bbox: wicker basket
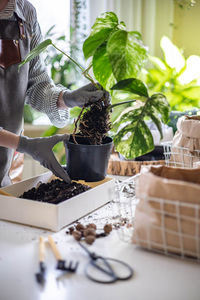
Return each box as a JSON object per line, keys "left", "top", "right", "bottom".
{"left": 107, "top": 153, "right": 165, "bottom": 176}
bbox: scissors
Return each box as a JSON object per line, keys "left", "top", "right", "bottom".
{"left": 78, "top": 242, "right": 134, "bottom": 284}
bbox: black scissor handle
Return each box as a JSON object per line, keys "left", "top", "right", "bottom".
{"left": 85, "top": 256, "right": 134, "bottom": 284}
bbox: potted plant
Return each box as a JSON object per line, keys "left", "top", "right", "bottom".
{"left": 20, "top": 12, "right": 170, "bottom": 181}
{"left": 143, "top": 35, "right": 200, "bottom": 134}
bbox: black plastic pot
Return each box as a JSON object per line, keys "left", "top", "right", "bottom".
{"left": 134, "top": 145, "right": 165, "bottom": 161}
{"left": 64, "top": 135, "right": 113, "bottom": 182}
{"left": 119, "top": 145, "right": 165, "bottom": 161}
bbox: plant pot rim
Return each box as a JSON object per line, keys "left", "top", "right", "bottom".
{"left": 66, "top": 135, "right": 113, "bottom": 147}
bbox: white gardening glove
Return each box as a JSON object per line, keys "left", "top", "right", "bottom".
{"left": 17, "top": 134, "right": 71, "bottom": 183}
{"left": 63, "top": 83, "right": 106, "bottom": 108}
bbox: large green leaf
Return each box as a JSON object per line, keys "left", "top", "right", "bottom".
{"left": 83, "top": 12, "right": 119, "bottom": 59}
{"left": 149, "top": 55, "right": 167, "bottom": 71}
{"left": 107, "top": 30, "right": 148, "bottom": 81}
{"left": 145, "top": 105, "right": 163, "bottom": 139}
{"left": 92, "top": 43, "right": 116, "bottom": 90}
{"left": 111, "top": 90, "right": 170, "bottom": 159}
{"left": 111, "top": 78, "right": 149, "bottom": 97}
{"left": 89, "top": 12, "right": 118, "bottom": 35}
{"left": 160, "top": 36, "right": 185, "bottom": 73}
{"left": 112, "top": 105, "right": 143, "bottom": 132}
{"left": 19, "top": 39, "right": 52, "bottom": 68}
{"left": 113, "top": 114, "right": 154, "bottom": 159}
{"left": 148, "top": 93, "right": 170, "bottom": 123}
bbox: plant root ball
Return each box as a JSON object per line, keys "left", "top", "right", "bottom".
{"left": 79, "top": 99, "right": 111, "bottom": 145}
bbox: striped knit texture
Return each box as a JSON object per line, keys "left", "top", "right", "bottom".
{"left": 0, "top": 0, "right": 16, "bottom": 19}
{"left": 0, "top": 0, "right": 69, "bottom": 127}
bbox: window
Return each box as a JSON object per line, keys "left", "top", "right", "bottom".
{"left": 30, "top": 0, "right": 70, "bottom": 37}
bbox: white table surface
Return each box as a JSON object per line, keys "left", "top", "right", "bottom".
{"left": 0, "top": 198, "right": 200, "bottom": 300}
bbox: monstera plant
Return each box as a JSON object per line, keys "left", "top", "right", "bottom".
{"left": 20, "top": 12, "right": 170, "bottom": 160}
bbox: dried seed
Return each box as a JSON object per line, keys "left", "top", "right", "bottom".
{"left": 104, "top": 224, "right": 112, "bottom": 234}
{"left": 86, "top": 223, "right": 97, "bottom": 230}
{"left": 85, "top": 235, "right": 96, "bottom": 245}
{"left": 72, "top": 230, "right": 82, "bottom": 241}
{"left": 76, "top": 223, "right": 85, "bottom": 232}
{"left": 83, "top": 228, "right": 96, "bottom": 237}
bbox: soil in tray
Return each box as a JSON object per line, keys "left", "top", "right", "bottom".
{"left": 19, "top": 179, "right": 91, "bottom": 204}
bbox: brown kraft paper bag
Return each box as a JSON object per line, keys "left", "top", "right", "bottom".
{"left": 132, "top": 165, "right": 200, "bottom": 259}
{"left": 170, "top": 115, "right": 200, "bottom": 167}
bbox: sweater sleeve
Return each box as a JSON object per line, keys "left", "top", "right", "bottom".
{"left": 25, "top": 12, "right": 69, "bottom": 128}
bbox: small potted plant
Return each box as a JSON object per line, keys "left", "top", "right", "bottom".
{"left": 20, "top": 12, "right": 170, "bottom": 181}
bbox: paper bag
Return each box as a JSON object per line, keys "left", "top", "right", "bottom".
{"left": 132, "top": 166, "right": 200, "bottom": 259}
{"left": 170, "top": 115, "right": 200, "bottom": 167}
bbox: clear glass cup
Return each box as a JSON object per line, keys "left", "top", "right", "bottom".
{"left": 113, "top": 175, "right": 140, "bottom": 243}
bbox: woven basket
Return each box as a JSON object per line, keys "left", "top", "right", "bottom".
{"left": 107, "top": 153, "right": 165, "bottom": 176}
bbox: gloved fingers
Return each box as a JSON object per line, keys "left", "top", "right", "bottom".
{"left": 83, "top": 82, "right": 100, "bottom": 92}
{"left": 47, "top": 154, "right": 71, "bottom": 183}
{"left": 87, "top": 90, "right": 105, "bottom": 103}
{"left": 84, "top": 83, "right": 110, "bottom": 103}
{"left": 49, "top": 134, "right": 70, "bottom": 147}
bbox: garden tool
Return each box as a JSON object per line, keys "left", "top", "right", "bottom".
{"left": 48, "top": 236, "right": 79, "bottom": 272}
{"left": 78, "top": 241, "right": 134, "bottom": 284}
{"left": 35, "top": 236, "right": 46, "bottom": 285}
{"left": 0, "top": 189, "right": 13, "bottom": 196}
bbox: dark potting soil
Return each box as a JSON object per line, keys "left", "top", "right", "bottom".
{"left": 19, "top": 179, "right": 91, "bottom": 204}
{"left": 74, "top": 98, "right": 111, "bottom": 145}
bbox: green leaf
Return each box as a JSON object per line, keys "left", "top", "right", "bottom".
{"left": 146, "top": 106, "right": 163, "bottom": 139}
{"left": 149, "top": 55, "right": 167, "bottom": 71}
{"left": 112, "top": 105, "right": 142, "bottom": 132}
{"left": 44, "top": 25, "right": 56, "bottom": 38}
{"left": 60, "top": 154, "right": 66, "bottom": 165}
{"left": 23, "top": 105, "right": 34, "bottom": 124}
{"left": 89, "top": 12, "right": 119, "bottom": 35}
{"left": 118, "top": 21, "right": 126, "bottom": 30}
{"left": 83, "top": 29, "right": 114, "bottom": 60}
{"left": 181, "top": 86, "right": 200, "bottom": 100}
{"left": 92, "top": 43, "right": 116, "bottom": 90}
{"left": 111, "top": 78, "right": 149, "bottom": 97}
{"left": 19, "top": 39, "right": 52, "bottom": 68}
{"left": 83, "top": 12, "right": 119, "bottom": 59}
{"left": 70, "top": 107, "right": 82, "bottom": 118}
{"left": 111, "top": 90, "right": 170, "bottom": 159}
{"left": 160, "top": 36, "right": 185, "bottom": 72}
{"left": 107, "top": 30, "right": 148, "bottom": 81}
{"left": 42, "top": 125, "right": 59, "bottom": 137}
{"left": 148, "top": 93, "right": 170, "bottom": 123}
{"left": 113, "top": 118, "right": 154, "bottom": 159}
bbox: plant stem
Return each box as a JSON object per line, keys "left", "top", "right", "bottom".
{"left": 52, "top": 43, "right": 96, "bottom": 85}
{"left": 107, "top": 99, "right": 136, "bottom": 111}
{"left": 52, "top": 43, "right": 84, "bottom": 71}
